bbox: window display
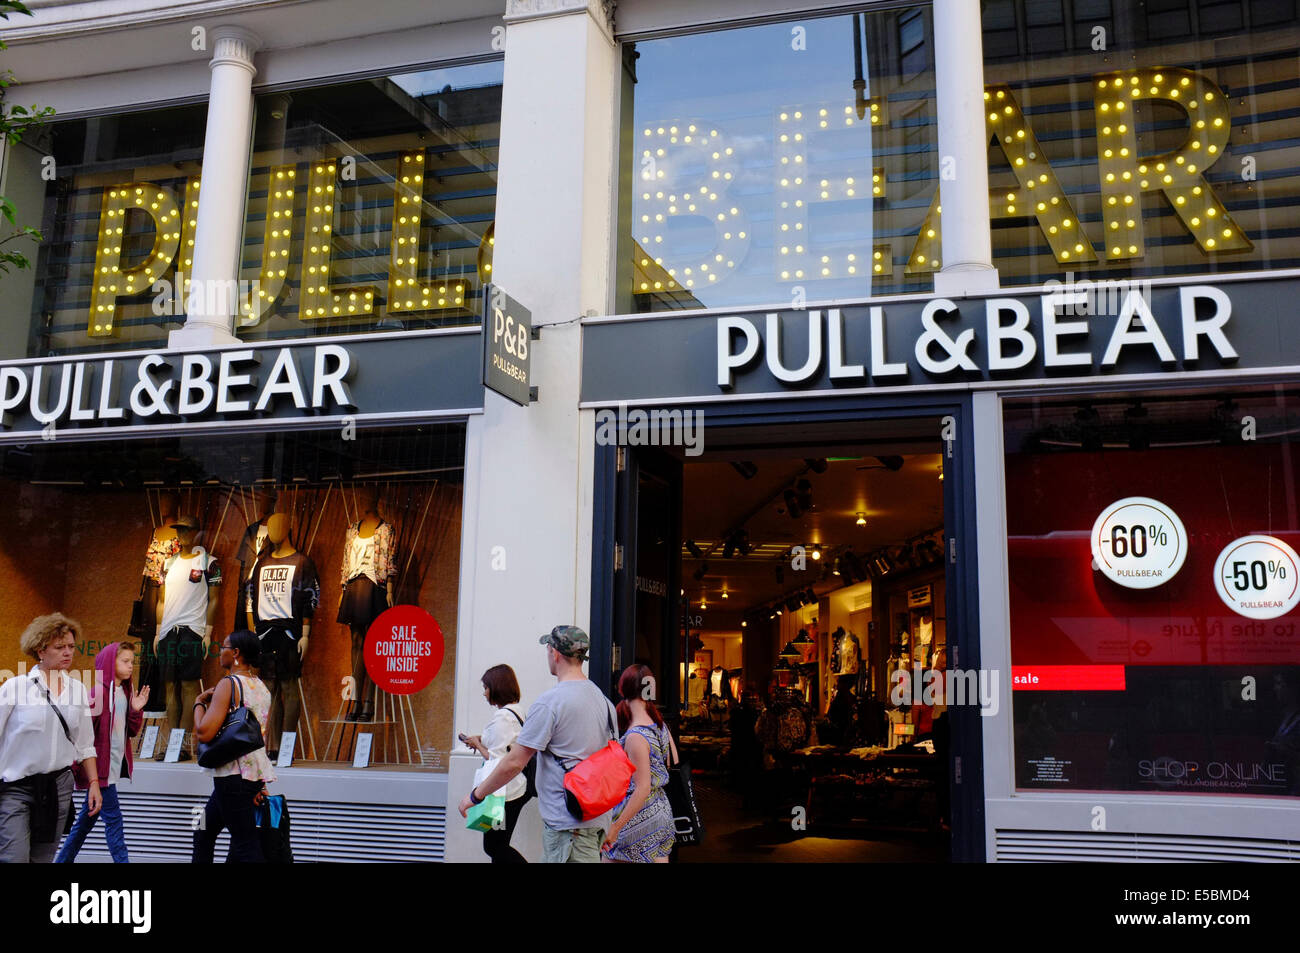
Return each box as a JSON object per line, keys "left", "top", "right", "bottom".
{"left": 0, "top": 423, "right": 464, "bottom": 771}
{"left": 1005, "top": 389, "right": 1300, "bottom": 796}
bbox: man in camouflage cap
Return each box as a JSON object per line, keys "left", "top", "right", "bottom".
{"left": 459, "top": 624, "right": 619, "bottom": 862}
{"left": 537, "top": 625, "right": 590, "bottom": 663}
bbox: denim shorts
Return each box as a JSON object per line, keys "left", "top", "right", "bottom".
{"left": 540, "top": 824, "right": 604, "bottom": 863}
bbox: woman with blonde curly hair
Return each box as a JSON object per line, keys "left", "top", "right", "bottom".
{"left": 0, "top": 614, "right": 101, "bottom": 863}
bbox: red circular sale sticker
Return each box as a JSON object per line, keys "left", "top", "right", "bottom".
{"left": 363, "top": 605, "right": 444, "bottom": 695}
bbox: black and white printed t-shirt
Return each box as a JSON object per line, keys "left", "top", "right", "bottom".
{"left": 246, "top": 551, "right": 320, "bottom": 639}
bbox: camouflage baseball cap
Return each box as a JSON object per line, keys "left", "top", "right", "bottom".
{"left": 539, "top": 625, "right": 590, "bottom": 661}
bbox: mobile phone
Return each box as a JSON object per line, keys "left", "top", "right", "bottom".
{"left": 457, "top": 732, "right": 471, "bottom": 745}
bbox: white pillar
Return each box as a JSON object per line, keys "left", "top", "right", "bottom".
{"left": 445, "top": 0, "right": 617, "bottom": 863}
{"left": 169, "top": 25, "right": 261, "bottom": 350}
{"left": 932, "top": 0, "right": 999, "bottom": 297}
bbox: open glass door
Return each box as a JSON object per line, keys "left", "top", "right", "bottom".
{"left": 610, "top": 446, "right": 683, "bottom": 712}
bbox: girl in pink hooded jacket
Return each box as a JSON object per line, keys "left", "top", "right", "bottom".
{"left": 56, "top": 641, "right": 148, "bottom": 863}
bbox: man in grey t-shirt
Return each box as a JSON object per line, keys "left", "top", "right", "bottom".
{"left": 458, "top": 625, "right": 619, "bottom": 863}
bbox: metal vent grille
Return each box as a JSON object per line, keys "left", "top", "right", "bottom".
{"left": 995, "top": 829, "right": 1300, "bottom": 863}
{"left": 64, "top": 792, "right": 445, "bottom": 863}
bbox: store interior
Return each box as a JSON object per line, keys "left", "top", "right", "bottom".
{"left": 663, "top": 419, "right": 953, "bottom": 860}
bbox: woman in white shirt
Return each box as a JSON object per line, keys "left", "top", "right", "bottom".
{"left": 462, "top": 664, "right": 529, "bottom": 863}
{"left": 0, "top": 614, "right": 101, "bottom": 863}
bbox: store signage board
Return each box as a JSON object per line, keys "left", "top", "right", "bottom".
{"left": 907, "top": 584, "right": 932, "bottom": 608}
{"left": 353, "top": 733, "right": 373, "bottom": 768}
{"left": 481, "top": 285, "right": 532, "bottom": 406}
{"left": 580, "top": 278, "right": 1300, "bottom": 405}
{"left": 1213, "top": 534, "right": 1300, "bottom": 620}
{"left": 276, "top": 733, "right": 296, "bottom": 768}
{"left": 0, "top": 329, "right": 484, "bottom": 441}
{"left": 163, "top": 728, "right": 185, "bottom": 762}
{"left": 139, "top": 725, "right": 159, "bottom": 759}
{"left": 1090, "top": 497, "right": 1188, "bottom": 590}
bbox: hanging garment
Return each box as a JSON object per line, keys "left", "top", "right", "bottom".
{"left": 158, "top": 547, "right": 222, "bottom": 636}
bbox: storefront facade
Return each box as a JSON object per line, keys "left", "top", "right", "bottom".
{"left": 2, "top": 0, "right": 1298, "bottom": 862}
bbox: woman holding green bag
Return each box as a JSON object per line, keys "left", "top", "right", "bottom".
{"left": 461, "top": 665, "right": 528, "bottom": 862}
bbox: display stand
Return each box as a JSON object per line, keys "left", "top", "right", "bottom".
{"left": 323, "top": 689, "right": 420, "bottom": 765}
{"left": 294, "top": 676, "right": 318, "bottom": 762}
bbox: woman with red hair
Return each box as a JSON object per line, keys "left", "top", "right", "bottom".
{"left": 602, "top": 664, "right": 678, "bottom": 863}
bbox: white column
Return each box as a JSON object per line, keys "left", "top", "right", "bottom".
{"left": 932, "top": 0, "right": 999, "bottom": 296}
{"left": 445, "top": 0, "right": 617, "bottom": 863}
{"left": 169, "top": 25, "right": 261, "bottom": 350}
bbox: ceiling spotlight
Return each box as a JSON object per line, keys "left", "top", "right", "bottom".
{"left": 741, "top": 620, "right": 747, "bottom": 628}
{"left": 875, "top": 455, "right": 904, "bottom": 471}
{"left": 685, "top": 539, "right": 704, "bottom": 559}
{"left": 805, "top": 458, "right": 829, "bottom": 473}
{"left": 700, "top": 597, "right": 708, "bottom": 609}
{"left": 693, "top": 562, "right": 709, "bottom": 581}
{"left": 786, "top": 597, "right": 801, "bottom": 612}
{"left": 775, "top": 607, "right": 783, "bottom": 616}
{"left": 832, "top": 558, "right": 842, "bottom": 576}
{"left": 721, "top": 590, "right": 729, "bottom": 599}
{"left": 811, "top": 544, "right": 822, "bottom": 560}
{"left": 856, "top": 512, "right": 867, "bottom": 526}
{"left": 804, "top": 588, "right": 817, "bottom": 604}
{"left": 730, "top": 461, "right": 759, "bottom": 479}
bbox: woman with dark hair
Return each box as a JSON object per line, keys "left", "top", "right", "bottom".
{"left": 602, "top": 664, "right": 677, "bottom": 863}
{"left": 191, "top": 629, "right": 274, "bottom": 863}
{"left": 462, "top": 663, "right": 529, "bottom": 863}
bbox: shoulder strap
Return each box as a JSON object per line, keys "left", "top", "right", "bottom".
{"left": 506, "top": 707, "right": 524, "bottom": 726}
{"left": 226, "top": 674, "right": 244, "bottom": 710}
{"left": 34, "top": 674, "right": 74, "bottom": 744}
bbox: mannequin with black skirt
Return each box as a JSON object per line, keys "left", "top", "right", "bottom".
{"left": 337, "top": 487, "right": 396, "bottom": 722}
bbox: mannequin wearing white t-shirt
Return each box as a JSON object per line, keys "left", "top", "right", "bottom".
{"left": 153, "top": 519, "right": 220, "bottom": 757}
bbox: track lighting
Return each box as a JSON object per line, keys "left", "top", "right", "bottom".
{"left": 856, "top": 512, "right": 867, "bottom": 525}
{"left": 686, "top": 539, "right": 703, "bottom": 559}
{"left": 730, "top": 461, "right": 758, "bottom": 480}
{"left": 811, "top": 544, "right": 822, "bottom": 561}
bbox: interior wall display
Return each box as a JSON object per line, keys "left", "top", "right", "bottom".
{"left": 1213, "top": 535, "right": 1300, "bottom": 621}
{"left": 245, "top": 512, "right": 320, "bottom": 757}
{"left": 1004, "top": 391, "right": 1300, "bottom": 797}
{"left": 0, "top": 423, "right": 465, "bottom": 770}
{"left": 1090, "top": 496, "right": 1188, "bottom": 590}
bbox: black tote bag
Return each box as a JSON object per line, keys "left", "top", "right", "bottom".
{"left": 664, "top": 735, "right": 704, "bottom": 845}
{"left": 197, "top": 675, "right": 265, "bottom": 769}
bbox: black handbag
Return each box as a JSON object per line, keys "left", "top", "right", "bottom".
{"left": 664, "top": 736, "right": 703, "bottom": 845}
{"left": 127, "top": 577, "right": 150, "bottom": 642}
{"left": 197, "top": 675, "right": 265, "bottom": 769}
{"left": 505, "top": 707, "right": 537, "bottom": 803}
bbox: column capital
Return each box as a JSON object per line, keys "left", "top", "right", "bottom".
{"left": 208, "top": 25, "right": 261, "bottom": 76}
{"left": 504, "top": 0, "right": 614, "bottom": 40}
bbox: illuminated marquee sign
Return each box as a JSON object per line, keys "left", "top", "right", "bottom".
{"left": 87, "top": 153, "right": 492, "bottom": 338}
{"left": 637, "top": 67, "right": 1250, "bottom": 288}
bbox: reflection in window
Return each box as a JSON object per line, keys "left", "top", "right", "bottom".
{"left": 619, "top": 7, "right": 935, "bottom": 313}
{"left": 5, "top": 61, "right": 502, "bottom": 359}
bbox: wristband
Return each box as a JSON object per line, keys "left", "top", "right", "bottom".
{"left": 468, "top": 786, "right": 484, "bottom": 805}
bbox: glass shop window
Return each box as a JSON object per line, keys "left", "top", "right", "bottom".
{"left": 617, "top": 6, "right": 937, "bottom": 313}
{"left": 981, "top": 1, "right": 1300, "bottom": 287}
{"left": 1004, "top": 389, "right": 1300, "bottom": 797}
{"left": 0, "top": 60, "right": 502, "bottom": 359}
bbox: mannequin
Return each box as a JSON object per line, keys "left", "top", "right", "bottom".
{"left": 154, "top": 514, "right": 222, "bottom": 759}
{"left": 246, "top": 512, "right": 319, "bottom": 758}
{"left": 337, "top": 487, "right": 396, "bottom": 722}
{"left": 234, "top": 489, "right": 279, "bottom": 631}
{"left": 139, "top": 491, "right": 181, "bottom": 714}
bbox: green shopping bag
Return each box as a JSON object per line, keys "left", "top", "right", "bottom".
{"left": 465, "top": 793, "right": 505, "bottom": 832}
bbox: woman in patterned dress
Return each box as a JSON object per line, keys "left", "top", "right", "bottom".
{"left": 191, "top": 629, "right": 275, "bottom": 862}
{"left": 603, "top": 664, "right": 678, "bottom": 863}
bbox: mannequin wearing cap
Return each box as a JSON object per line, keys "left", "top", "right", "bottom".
{"left": 139, "top": 491, "right": 181, "bottom": 714}
{"left": 337, "top": 487, "right": 396, "bottom": 722}
{"left": 154, "top": 515, "right": 222, "bottom": 758}
{"left": 245, "top": 512, "right": 319, "bottom": 757}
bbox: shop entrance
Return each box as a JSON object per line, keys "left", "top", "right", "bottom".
{"left": 592, "top": 400, "right": 984, "bottom": 862}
